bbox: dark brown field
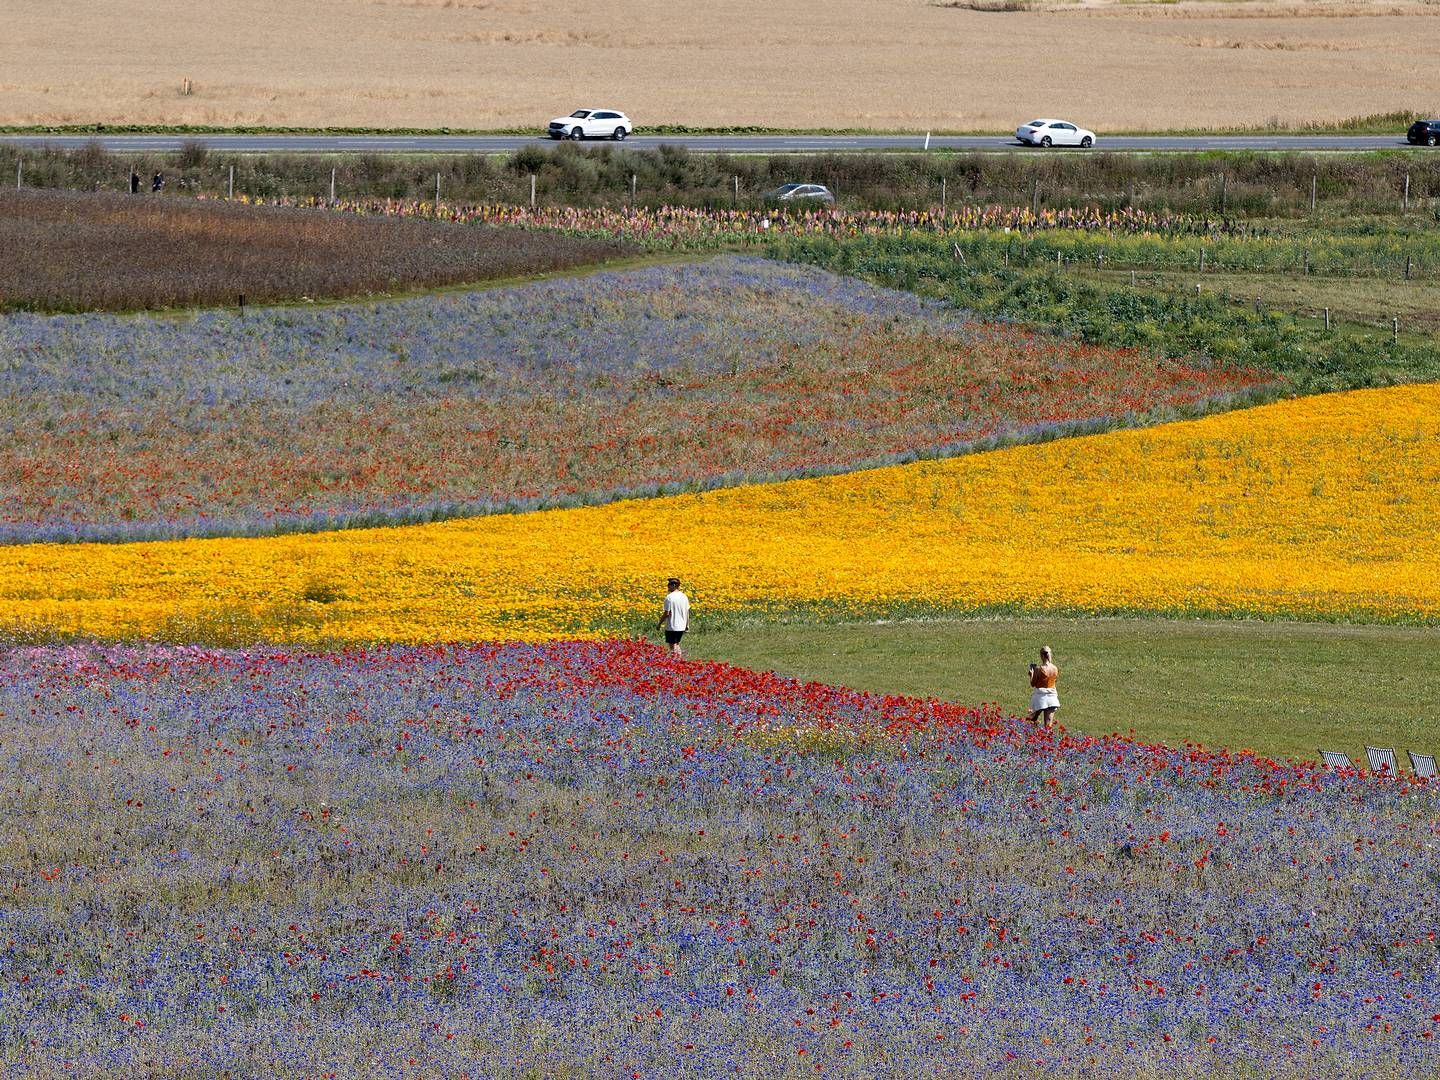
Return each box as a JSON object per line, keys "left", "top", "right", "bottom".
{"left": 0, "top": 189, "right": 632, "bottom": 311}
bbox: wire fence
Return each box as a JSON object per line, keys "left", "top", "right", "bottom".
{"left": 6, "top": 140, "right": 1440, "bottom": 220}
{"left": 213, "top": 192, "right": 1440, "bottom": 284}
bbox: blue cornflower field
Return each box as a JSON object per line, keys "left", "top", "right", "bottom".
{"left": 0, "top": 641, "right": 1434, "bottom": 1078}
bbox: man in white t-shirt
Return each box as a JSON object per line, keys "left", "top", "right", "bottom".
{"left": 657, "top": 577, "right": 690, "bottom": 657}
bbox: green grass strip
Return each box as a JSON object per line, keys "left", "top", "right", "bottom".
{"left": 685, "top": 615, "right": 1440, "bottom": 764}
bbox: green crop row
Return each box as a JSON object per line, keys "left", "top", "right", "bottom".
{"left": 930, "top": 226, "right": 1440, "bottom": 279}
{"left": 769, "top": 233, "right": 1440, "bottom": 392}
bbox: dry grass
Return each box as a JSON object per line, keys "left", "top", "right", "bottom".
{"left": 0, "top": 1, "right": 1436, "bottom": 131}
{"left": 1088, "top": 266, "right": 1440, "bottom": 332}
{"left": 0, "top": 188, "right": 631, "bottom": 310}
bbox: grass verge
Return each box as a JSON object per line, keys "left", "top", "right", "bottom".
{"left": 685, "top": 616, "right": 1440, "bottom": 764}
{"left": 1080, "top": 266, "right": 1440, "bottom": 335}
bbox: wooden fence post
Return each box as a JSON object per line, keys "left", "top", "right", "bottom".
{"left": 228, "top": 164, "right": 234, "bottom": 198}
{"left": 15, "top": 159, "right": 20, "bottom": 189}
{"left": 530, "top": 174, "right": 537, "bottom": 208}
{"left": 1404, "top": 172, "right": 1411, "bottom": 211}
{"left": 940, "top": 176, "right": 946, "bottom": 214}
{"left": 330, "top": 167, "right": 336, "bottom": 202}
{"left": 1310, "top": 174, "right": 1317, "bottom": 212}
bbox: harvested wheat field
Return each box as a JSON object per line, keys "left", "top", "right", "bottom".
{"left": 2, "top": 0, "right": 1437, "bottom": 132}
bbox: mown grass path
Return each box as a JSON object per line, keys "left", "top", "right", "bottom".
{"left": 689, "top": 617, "right": 1440, "bottom": 764}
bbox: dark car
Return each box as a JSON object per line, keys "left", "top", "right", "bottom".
{"left": 1407, "top": 120, "right": 1440, "bottom": 146}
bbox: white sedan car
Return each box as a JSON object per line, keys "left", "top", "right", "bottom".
{"left": 763, "top": 183, "right": 836, "bottom": 205}
{"left": 547, "top": 109, "right": 634, "bottom": 141}
{"left": 1015, "top": 119, "right": 1095, "bottom": 148}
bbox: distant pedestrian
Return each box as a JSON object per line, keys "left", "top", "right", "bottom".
{"left": 129, "top": 169, "right": 140, "bottom": 195}
{"left": 657, "top": 577, "right": 690, "bottom": 657}
{"left": 1027, "top": 645, "right": 1060, "bottom": 729}
{"left": 151, "top": 171, "right": 165, "bottom": 193}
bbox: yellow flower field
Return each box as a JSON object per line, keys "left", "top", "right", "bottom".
{"left": 3, "top": 385, "right": 1439, "bottom": 641}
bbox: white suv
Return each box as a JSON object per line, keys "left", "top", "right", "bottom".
{"left": 547, "top": 110, "right": 634, "bottom": 141}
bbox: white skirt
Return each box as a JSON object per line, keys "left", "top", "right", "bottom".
{"left": 1029, "top": 687, "right": 1060, "bottom": 712}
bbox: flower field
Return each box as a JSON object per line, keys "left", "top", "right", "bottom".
{"left": 0, "top": 256, "right": 1270, "bottom": 543}
{"left": 4, "top": 188, "right": 1437, "bottom": 1080}
{"left": 0, "top": 188, "right": 632, "bottom": 313}
{"left": 241, "top": 195, "right": 1440, "bottom": 283}
{"left": 1, "top": 640, "right": 1435, "bottom": 1078}
{"left": 1, "top": 383, "right": 1436, "bottom": 643}
{"left": 228, "top": 196, "right": 1243, "bottom": 247}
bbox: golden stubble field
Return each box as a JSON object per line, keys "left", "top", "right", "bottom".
{"left": 3, "top": 0, "right": 1437, "bottom": 131}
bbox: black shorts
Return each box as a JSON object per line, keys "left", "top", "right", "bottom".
{"left": 665, "top": 629, "right": 685, "bottom": 646}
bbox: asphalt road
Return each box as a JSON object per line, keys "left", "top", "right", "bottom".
{"left": 0, "top": 133, "right": 1423, "bottom": 154}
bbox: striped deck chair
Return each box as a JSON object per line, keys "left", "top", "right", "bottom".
{"left": 1364, "top": 746, "right": 1398, "bottom": 776}
{"left": 1408, "top": 751, "right": 1437, "bottom": 780}
{"left": 1319, "top": 749, "right": 1353, "bottom": 770}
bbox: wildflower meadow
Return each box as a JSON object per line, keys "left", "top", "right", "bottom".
{"left": 0, "top": 188, "right": 633, "bottom": 312}
{"left": 226, "top": 197, "right": 1239, "bottom": 248}
{"left": 1, "top": 641, "right": 1435, "bottom": 1079}
{"left": 2, "top": 187, "right": 1438, "bottom": 1080}
{"left": 0, "top": 256, "right": 1270, "bottom": 543}
{"left": 2, "top": 384, "right": 1437, "bottom": 644}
